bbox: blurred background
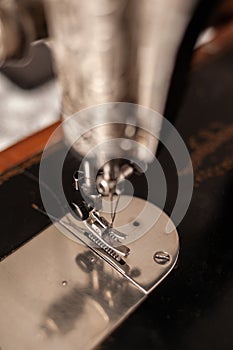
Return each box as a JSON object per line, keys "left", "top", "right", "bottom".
{"left": 0, "top": 0, "right": 233, "bottom": 152}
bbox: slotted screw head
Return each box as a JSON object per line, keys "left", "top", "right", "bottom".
{"left": 153, "top": 251, "right": 170, "bottom": 265}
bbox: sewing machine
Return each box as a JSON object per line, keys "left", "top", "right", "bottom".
{"left": 1, "top": 1, "right": 233, "bottom": 349}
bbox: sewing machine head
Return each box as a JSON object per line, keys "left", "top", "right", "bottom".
{"left": 62, "top": 100, "right": 163, "bottom": 245}
{"left": 43, "top": 0, "right": 196, "bottom": 219}
{"left": 0, "top": 0, "right": 197, "bottom": 259}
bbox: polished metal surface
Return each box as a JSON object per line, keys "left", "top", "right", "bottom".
{"left": 60, "top": 195, "right": 179, "bottom": 293}
{"left": 45, "top": 0, "right": 197, "bottom": 115}
{"left": 45, "top": 0, "right": 198, "bottom": 180}
{"left": 0, "top": 224, "right": 144, "bottom": 350}
{"left": 0, "top": 196, "right": 179, "bottom": 349}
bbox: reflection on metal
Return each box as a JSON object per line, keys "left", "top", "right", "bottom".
{"left": 0, "top": 196, "right": 179, "bottom": 350}
{"left": 60, "top": 195, "right": 179, "bottom": 293}
{"left": 0, "top": 224, "right": 144, "bottom": 350}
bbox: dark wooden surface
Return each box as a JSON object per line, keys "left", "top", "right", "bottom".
{"left": 0, "top": 121, "right": 61, "bottom": 174}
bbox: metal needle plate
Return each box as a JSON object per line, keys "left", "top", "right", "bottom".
{"left": 0, "top": 196, "right": 179, "bottom": 350}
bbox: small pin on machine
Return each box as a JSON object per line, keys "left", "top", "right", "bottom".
{"left": 70, "top": 166, "right": 130, "bottom": 265}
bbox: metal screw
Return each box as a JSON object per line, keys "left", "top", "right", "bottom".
{"left": 153, "top": 251, "right": 170, "bottom": 265}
